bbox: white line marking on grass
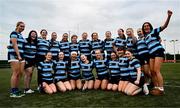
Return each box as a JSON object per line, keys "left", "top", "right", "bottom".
{"left": 164, "top": 84, "right": 180, "bottom": 88}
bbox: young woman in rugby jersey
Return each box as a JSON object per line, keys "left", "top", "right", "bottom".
{"left": 104, "top": 31, "right": 115, "bottom": 60}
{"left": 59, "top": 33, "right": 70, "bottom": 62}
{"left": 8, "top": 21, "right": 26, "bottom": 98}
{"left": 91, "top": 32, "right": 104, "bottom": 60}
{"left": 93, "top": 49, "right": 109, "bottom": 90}
{"left": 136, "top": 28, "right": 150, "bottom": 95}
{"left": 54, "top": 52, "right": 72, "bottom": 92}
{"left": 38, "top": 52, "right": 57, "bottom": 94}
{"left": 124, "top": 49, "right": 144, "bottom": 96}
{"left": 114, "top": 28, "right": 126, "bottom": 52}
{"left": 24, "top": 30, "right": 38, "bottom": 94}
{"left": 107, "top": 51, "right": 120, "bottom": 91}
{"left": 70, "top": 35, "right": 79, "bottom": 55}
{"left": 68, "top": 51, "right": 82, "bottom": 90}
{"left": 49, "top": 32, "right": 60, "bottom": 61}
{"left": 79, "top": 32, "right": 92, "bottom": 61}
{"left": 80, "top": 54, "right": 94, "bottom": 90}
{"left": 126, "top": 28, "right": 138, "bottom": 57}
{"left": 142, "top": 10, "right": 173, "bottom": 95}
{"left": 117, "top": 47, "right": 130, "bottom": 93}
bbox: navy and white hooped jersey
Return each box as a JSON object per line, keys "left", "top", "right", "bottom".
{"left": 37, "top": 61, "right": 54, "bottom": 83}
{"left": 8, "top": 31, "right": 25, "bottom": 56}
{"left": 59, "top": 41, "right": 70, "bottom": 57}
{"left": 104, "top": 38, "right": 115, "bottom": 57}
{"left": 114, "top": 37, "right": 126, "bottom": 48}
{"left": 54, "top": 60, "right": 68, "bottom": 81}
{"left": 48, "top": 40, "right": 60, "bottom": 57}
{"left": 70, "top": 42, "right": 79, "bottom": 53}
{"left": 119, "top": 57, "right": 129, "bottom": 77}
{"left": 68, "top": 59, "right": 81, "bottom": 78}
{"left": 79, "top": 39, "right": 91, "bottom": 56}
{"left": 80, "top": 61, "right": 94, "bottom": 80}
{"left": 126, "top": 37, "right": 137, "bottom": 55}
{"left": 37, "top": 38, "right": 50, "bottom": 56}
{"left": 145, "top": 27, "right": 164, "bottom": 54}
{"left": 93, "top": 59, "right": 108, "bottom": 76}
{"left": 129, "top": 58, "right": 143, "bottom": 79}
{"left": 108, "top": 59, "right": 120, "bottom": 77}
{"left": 91, "top": 39, "right": 104, "bottom": 51}
{"left": 136, "top": 38, "right": 149, "bottom": 56}
{"left": 24, "top": 38, "right": 37, "bottom": 60}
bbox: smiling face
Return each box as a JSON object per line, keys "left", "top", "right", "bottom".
{"left": 30, "top": 31, "right": 37, "bottom": 41}
{"left": 105, "top": 31, "right": 111, "bottom": 40}
{"left": 80, "top": 55, "right": 87, "bottom": 63}
{"left": 16, "top": 22, "right": 25, "bottom": 33}
{"left": 142, "top": 22, "right": 153, "bottom": 35}
{"left": 95, "top": 50, "right": 102, "bottom": 60}
{"left": 51, "top": 32, "right": 57, "bottom": 41}
{"left": 92, "top": 32, "right": 98, "bottom": 40}
{"left": 71, "top": 35, "right": 78, "bottom": 43}
{"left": 45, "top": 52, "right": 52, "bottom": 61}
{"left": 58, "top": 52, "right": 64, "bottom": 60}
{"left": 82, "top": 32, "right": 88, "bottom": 40}
{"left": 41, "top": 30, "right": 47, "bottom": 39}
{"left": 137, "top": 28, "right": 143, "bottom": 37}
{"left": 118, "top": 29, "right": 124, "bottom": 36}
{"left": 111, "top": 52, "right": 117, "bottom": 60}
{"left": 71, "top": 52, "right": 77, "bottom": 60}
{"left": 126, "top": 28, "right": 133, "bottom": 37}
{"left": 62, "top": 33, "right": 68, "bottom": 41}
{"left": 125, "top": 50, "right": 133, "bottom": 59}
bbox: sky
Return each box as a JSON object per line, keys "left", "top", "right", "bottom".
{"left": 0, "top": 0, "right": 180, "bottom": 60}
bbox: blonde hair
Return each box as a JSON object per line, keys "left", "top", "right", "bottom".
{"left": 15, "top": 21, "right": 24, "bottom": 30}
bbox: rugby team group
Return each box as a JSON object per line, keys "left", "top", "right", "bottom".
{"left": 7, "top": 10, "right": 173, "bottom": 98}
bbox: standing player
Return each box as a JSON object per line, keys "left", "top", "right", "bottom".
{"left": 107, "top": 52, "right": 120, "bottom": 91}
{"left": 36, "top": 29, "right": 49, "bottom": 62}
{"left": 49, "top": 32, "right": 60, "bottom": 61}
{"left": 80, "top": 55, "right": 94, "bottom": 90}
{"left": 104, "top": 31, "right": 115, "bottom": 60}
{"left": 114, "top": 28, "right": 126, "bottom": 52}
{"left": 54, "top": 52, "right": 72, "bottom": 92}
{"left": 142, "top": 10, "right": 173, "bottom": 95}
{"left": 24, "top": 30, "right": 38, "bottom": 94}
{"left": 70, "top": 35, "right": 79, "bottom": 55}
{"left": 68, "top": 51, "right": 82, "bottom": 90}
{"left": 91, "top": 32, "right": 104, "bottom": 60}
{"left": 93, "top": 49, "right": 109, "bottom": 90}
{"left": 8, "top": 21, "right": 25, "bottom": 98}
{"left": 59, "top": 33, "right": 70, "bottom": 62}
{"left": 136, "top": 28, "right": 150, "bottom": 95}
{"left": 37, "top": 52, "right": 57, "bottom": 94}
{"left": 124, "top": 49, "right": 144, "bottom": 96}
{"left": 79, "top": 32, "right": 92, "bottom": 60}
{"left": 126, "top": 28, "right": 138, "bottom": 57}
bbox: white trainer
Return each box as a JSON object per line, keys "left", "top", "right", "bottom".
{"left": 24, "top": 89, "right": 35, "bottom": 94}
{"left": 143, "top": 84, "right": 149, "bottom": 95}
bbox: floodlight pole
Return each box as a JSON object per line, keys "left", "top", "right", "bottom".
{"left": 170, "top": 40, "right": 178, "bottom": 63}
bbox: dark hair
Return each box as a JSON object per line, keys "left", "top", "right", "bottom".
{"left": 126, "top": 48, "right": 133, "bottom": 54}
{"left": 71, "top": 35, "right": 78, "bottom": 40}
{"left": 118, "top": 29, "right": 126, "bottom": 39}
{"left": 117, "top": 46, "right": 126, "bottom": 51}
{"left": 142, "top": 22, "right": 153, "bottom": 35}
{"left": 91, "top": 32, "right": 98, "bottom": 38}
{"left": 40, "top": 29, "right": 48, "bottom": 35}
{"left": 15, "top": 21, "right": 24, "bottom": 31}
{"left": 27, "top": 30, "right": 38, "bottom": 46}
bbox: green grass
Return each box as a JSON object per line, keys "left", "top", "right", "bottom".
{"left": 0, "top": 63, "right": 180, "bottom": 107}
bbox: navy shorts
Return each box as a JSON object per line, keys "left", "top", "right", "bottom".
{"left": 97, "top": 74, "right": 109, "bottom": 80}
{"left": 68, "top": 74, "right": 81, "bottom": 80}
{"left": 130, "top": 77, "right": 145, "bottom": 87}
{"left": 25, "top": 59, "right": 36, "bottom": 69}
{"left": 120, "top": 76, "right": 130, "bottom": 81}
{"left": 137, "top": 54, "right": 150, "bottom": 65}
{"left": 150, "top": 49, "right": 165, "bottom": 59}
{"left": 109, "top": 76, "right": 120, "bottom": 84}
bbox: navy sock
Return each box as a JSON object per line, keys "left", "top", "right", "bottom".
{"left": 11, "top": 88, "right": 19, "bottom": 93}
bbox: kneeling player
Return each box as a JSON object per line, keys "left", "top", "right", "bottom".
{"left": 54, "top": 52, "right": 72, "bottom": 92}
{"left": 68, "top": 51, "right": 82, "bottom": 90}
{"left": 93, "top": 49, "right": 109, "bottom": 90}
{"left": 37, "top": 52, "right": 57, "bottom": 94}
{"left": 80, "top": 54, "right": 94, "bottom": 90}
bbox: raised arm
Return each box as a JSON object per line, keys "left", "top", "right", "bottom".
{"left": 161, "top": 10, "right": 173, "bottom": 31}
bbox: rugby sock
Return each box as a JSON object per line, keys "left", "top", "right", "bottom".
{"left": 11, "top": 88, "right": 19, "bottom": 93}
